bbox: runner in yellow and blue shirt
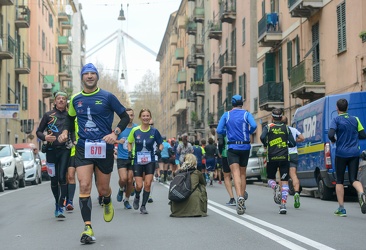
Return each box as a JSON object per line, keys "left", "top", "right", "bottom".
{"left": 127, "top": 109, "right": 163, "bottom": 214}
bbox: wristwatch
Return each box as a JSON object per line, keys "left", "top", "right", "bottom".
{"left": 114, "top": 128, "right": 121, "bottom": 135}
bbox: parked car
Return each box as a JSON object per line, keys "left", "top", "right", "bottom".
{"left": 246, "top": 143, "right": 264, "bottom": 181}
{"left": 38, "top": 152, "right": 49, "bottom": 181}
{"left": 0, "top": 144, "right": 26, "bottom": 189}
{"left": 18, "top": 149, "right": 42, "bottom": 185}
{"left": 0, "top": 164, "right": 5, "bottom": 192}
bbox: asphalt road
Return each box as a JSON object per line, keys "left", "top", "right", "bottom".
{"left": 0, "top": 171, "right": 365, "bottom": 250}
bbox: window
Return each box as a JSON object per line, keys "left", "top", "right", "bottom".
{"left": 337, "top": 1, "right": 346, "bottom": 52}
{"left": 7, "top": 73, "right": 11, "bottom": 103}
{"left": 42, "top": 31, "right": 45, "bottom": 50}
{"left": 253, "top": 97, "right": 258, "bottom": 113}
{"left": 22, "top": 86, "right": 28, "bottom": 110}
{"left": 238, "top": 73, "right": 246, "bottom": 101}
{"left": 242, "top": 18, "right": 246, "bottom": 45}
{"left": 38, "top": 100, "right": 42, "bottom": 119}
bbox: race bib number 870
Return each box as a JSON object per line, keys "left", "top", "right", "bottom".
{"left": 85, "top": 140, "right": 106, "bottom": 158}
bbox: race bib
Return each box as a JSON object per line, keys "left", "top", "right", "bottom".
{"left": 47, "top": 163, "right": 55, "bottom": 177}
{"left": 137, "top": 151, "right": 151, "bottom": 165}
{"left": 85, "top": 140, "right": 106, "bottom": 158}
{"left": 122, "top": 138, "right": 128, "bottom": 150}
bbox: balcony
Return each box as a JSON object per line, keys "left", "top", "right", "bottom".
{"left": 208, "top": 65, "right": 222, "bottom": 84}
{"left": 0, "top": 0, "right": 13, "bottom": 5}
{"left": 175, "top": 48, "right": 184, "bottom": 60}
{"left": 170, "top": 79, "right": 178, "bottom": 93}
{"left": 61, "top": 16, "right": 72, "bottom": 30}
{"left": 171, "top": 55, "right": 180, "bottom": 67}
{"left": 288, "top": 0, "right": 324, "bottom": 18}
{"left": 59, "top": 65, "right": 72, "bottom": 82}
{"left": 170, "top": 105, "right": 179, "bottom": 117}
{"left": 0, "top": 35, "right": 16, "bottom": 59}
{"left": 175, "top": 99, "right": 187, "bottom": 113}
{"left": 259, "top": 82, "right": 284, "bottom": 111}
{"left": 219, "top": 0, "right": 236, "bottom": 24}
{"left": 187, "top": 90, "right": 196, "bottom": 103}
{"left": 15, "top": 53, "right": 31, "bottom": 74}
{"left": 186, "top": 21, "right": 197, "bottom": 35}
{"left": 258, "top": 13, "right": 282, "bottom": 47}
{"left": 177, "top": 70, "right": 187, "bottom": 83}
{"left": 193, "top": 44, "right": 204, "bottom": 59}
{"left": 220, "top": 51, "right": 236, "bottom": 75}
{"left": 58, "top": 36, "right": 72, "bottom": 55}
{"left": 191, "top": 83, "right": 204, "bottom": 97}
{"left": 177, "top": 15, "right": 186, "bottom": 29}
{"left": 194, "top": 7, "right": 204, "bottom": 23}
{"left": 208, "top": 21, "right": 222, "bottom": 40}
{"left": 42, "top": 75, "right": 55, "bottom": 98}
{"left": 58, "top": 12, "right": 68, "bottom": 22}
{"left": 290, "top": 59, "right": 325, "bottom": 100}
{"left": 187, "top": 55, "right": 197, "bottom": 69}
{"left": 170, "top": 33, "right": 177, "bottom": 46}
{"left": 15, "top": 5, "right": 30, "bottom": 28}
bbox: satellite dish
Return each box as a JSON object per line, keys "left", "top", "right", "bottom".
{"left": 68, "top": 36, "right": 73, "bottom": 42}
{"left": 65, "top": 5, "right": 73, "bottom": 15}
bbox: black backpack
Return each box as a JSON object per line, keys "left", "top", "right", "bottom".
{"left": 168, "top": 170, "right": 195, "bottom": 202}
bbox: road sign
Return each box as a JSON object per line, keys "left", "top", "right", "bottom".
{"left": 0, "top": 104, "right": 20, "bottom": 119}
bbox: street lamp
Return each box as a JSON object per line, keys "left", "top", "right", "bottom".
{"left": 117, "top": 4, "right": 126, "bottom": 20}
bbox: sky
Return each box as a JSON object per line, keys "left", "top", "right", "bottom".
{"left": 79, "top": 0, "right": 181, "bottom": 93}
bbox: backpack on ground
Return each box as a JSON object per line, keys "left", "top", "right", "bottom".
{"left": 168, "top": 170, "right": 195, "bottom": 202}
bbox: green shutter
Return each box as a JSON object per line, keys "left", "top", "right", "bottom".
{"left": 265, "top": 52, "right": 276, "bottom": 82}
{"left": 279, "top": 48, "right": 283, "bottom": 82}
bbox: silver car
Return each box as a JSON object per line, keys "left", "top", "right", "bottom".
{"left": 246, "top": 143, "right": 263, "bottom": 181}
{"left": 18, "top": 149, "right": 42, "bottom": 185}
{"left": 0, "top": 144, "right": 26, "bottom": 189}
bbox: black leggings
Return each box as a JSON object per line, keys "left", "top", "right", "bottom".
{"left": 335, "top": 156, "right": 359, "bottom": 184}
{"left": 47, "top": 149, "right": 70, "bottom": 205}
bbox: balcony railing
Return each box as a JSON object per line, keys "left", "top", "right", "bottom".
{"left": 194, "top": 7, "right": 204, "bottom": 23}
{"left": 177, "top": 70, "right": 187, "bottom": 83}
{"left": 258, "top": 13, "right": 282, "bottom": 47}
{"left": 208, "top": 20, "right": 222, "bottom": 40}
{"left": 58, "top": 36, "right": 72, "bottom": 55}
{"left": 58, "top": 11, "right": 68, "bottom": 22}
{"left": 193, "top": 44, "right": 204, "bottom": 59}
{"left": 170, "top": 33, "right": 177, "bottom": 46}
{"left": 15, "top": 52, "right": 31, "bottom": 74}
{"left": 0, "top": 34, "right": 16, "bottom": 59}
{"left": 259, "top": 81, "right": 284, "bottom": 111}
{"left": 61, "top": 16, "right": 72, "bottom": 30}
{"left": 186, "top": 55, "right": 197, "bottom": 69}
{"left": 191, "top": 83, "right": 204, "bottom": 97}
{"left": 220, "top": 51, "right": 236, "bottom": 74}
{"left": 15, "top": 5, "right": 30, "bottom": 28}
{"left": 42, "top": 75, "right": 55, "bottom": 98}
{"left": 219, "top": 0, "right": 236, "bottom": 24}
{"left": 290, "top": 59, "right": 325, "bottom": 100}
{"left": 186, "top": 21, "right": 197, "bottom": 35}
{"left": 288, "top": 0, "right": 324, "bottom": 18}
{"left": 171, "top": 55, "right": 180, "bottom": 67}
{"left": 175, "top": 48, "right": 184, "bottom": 60}
{"left": 208, "top": 65, "right": 222, "bottom": 84}
{"left": 0, "top": 0, "right": 14, "bottom": 5}
{"left": 175, "top": 99, "right": 188, "bottom": 113}
{"left": 177, "top": 15, "right": 186, "bottom": 29}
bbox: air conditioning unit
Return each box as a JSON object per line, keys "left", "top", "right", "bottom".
{"left": 43, "top": 83, "right": 52, "bottom": 89}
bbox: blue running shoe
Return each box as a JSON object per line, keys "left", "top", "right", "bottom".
{"left": 123, "top": 200, "right": 132, "bottom": 209}
{"left": 116, "top": 188, "right": 124, "bottom": 202}
{"left": 334, "top": 208, "right": 347, "bottom": 217}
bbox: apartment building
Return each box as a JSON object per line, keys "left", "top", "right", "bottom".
{"left": 0, "top": 0, "right": 85, "bottom": 145}
{"left": 159, "top": 0, "right": 366, "bottom": 141}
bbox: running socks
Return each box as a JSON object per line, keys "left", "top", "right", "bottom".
{"left": 281, "top": 184, "right": 289, "bottom": 203}
{"left": 142, "top": 190, "right": 150, "bottom": 207}
{"left": 268, "top": 179, "right": 276, "bottom": 189}
{"left": 79, "top": 196, "right": 92, "bottom": 222}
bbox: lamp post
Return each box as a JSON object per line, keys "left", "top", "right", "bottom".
{"left": 117, "top": 4, "right": 127, "bottom": 90}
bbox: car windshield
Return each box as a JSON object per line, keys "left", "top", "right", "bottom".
{"left": 250, "top": 145, "right": 261, "bottom": 158}
{"left": 19, "top": 151, "right": 33, "bottom": 161}
{"left": 0, "top": 145, "right": 11, "bottom": 157}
